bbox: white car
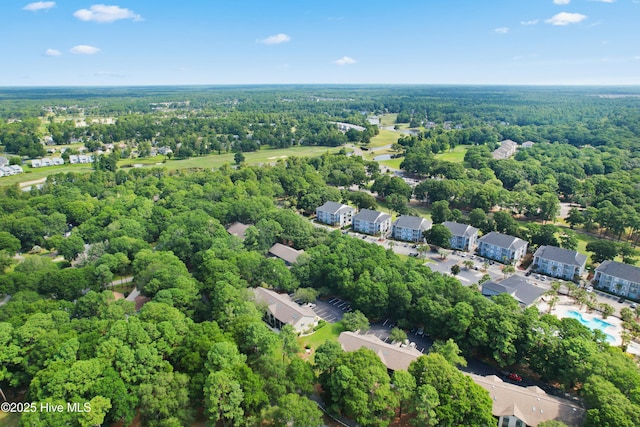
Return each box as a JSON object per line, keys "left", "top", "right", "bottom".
{"left": 586, "top": 286, "right": 593, "bottom": 293}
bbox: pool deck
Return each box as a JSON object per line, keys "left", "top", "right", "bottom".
{"left": 537, "top": 295, "right": 623, "bottom": 346}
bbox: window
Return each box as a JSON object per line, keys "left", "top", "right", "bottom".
{"left": 501, "top": 417, "right": 511, "bottom": 427}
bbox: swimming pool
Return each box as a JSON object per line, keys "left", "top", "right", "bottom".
{"left": 566, "top": 310, "right": 616, "bottom": 343}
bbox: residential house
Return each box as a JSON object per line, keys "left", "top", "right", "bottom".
{"left": 31, "top": 159, "right": 43, "bottom": 168}
{"left": 478, "top": 231, "right": 528, "bottom": 264}
{"left": 338, "top": 332, "right": 423, "bottom": 372}
{"left": 521, "top": 141, "right": 535, "bottom": 149}
{"left": 337, "top": 331, "right": 586, "bottom": 426}
{"left": 268, "top": 243, "right": 304, "bottom": 266}
{"left": 315, "top": 201, "right": 355, "bottom": 227}
{"left": 41, "top": 157, "right": 53, "bottom": 167}
{"left": 226, "top": 222, "right": 250, "bottom": 241}
{"left": 492, "top": 139, "right": 518, "bottom": 160}
{"left": 71, "top": 154, "right": 94, "bottom": 164}
{"left": 157, "top": 146, "right": 173, "bottom": 155}
{"left": 481, "top": 275, "right": 546, "bottom": 307}
{"left": 392, "top": 215, "right": 432, "bottom": 242}
{"left": 69, "top": 155, "right": 79, "bottom": 164}
{"left": 442, "top": 221, "right": 479, "bottom": 251}
{"left": 9, "top": 165, "right": 23, "bottom": 174}
{"left": 594, "top": 260, "right": 640, "bottom": 299}
{"left": 0, "top": 156, "right": 8, "bottom": 167}
{"left": 532, "top": 245, "right": 587, "bottom": 281}
{"left": 1, "top": 166, "right": 15, "bottom": 176}
{"left": 471, "top": 373, "right": 585, "bottom": 427}
{"left": 51, "top": 157, "right": 64, "bottom": 166}
{"left": 252, "top": 287, "right": 318, "bottom": 333}
{"left": 352, "top": 209, "right": 391, "bottom": 236}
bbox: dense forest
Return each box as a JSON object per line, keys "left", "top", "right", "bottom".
{"left": 1, "top": 86, "right": 640, "bottom": 426}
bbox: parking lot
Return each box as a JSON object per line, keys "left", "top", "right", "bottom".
{"left": 312, "top": 297, "right": 351, "bottom": 323}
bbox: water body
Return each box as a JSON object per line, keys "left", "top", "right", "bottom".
{"left": 566, "top": 310, "right": 616, "bottom": 343}
{"left": 373, "top": 154, "right": 392, "bottom": 161}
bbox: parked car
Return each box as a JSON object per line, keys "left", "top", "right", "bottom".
{"left": 508, "top": 373, "right": 523, "bottom": 382}
{"left": 525, "top": 271, "right": 532, "bottom": 276}
{"left": 618, "top": 297, "right": 626, "bottom": 303}
{"left": 586, "top": 286, "right": 593, "bottom": 293}
{"left": 631, "top": 303, "right": 637, "bottom": 309}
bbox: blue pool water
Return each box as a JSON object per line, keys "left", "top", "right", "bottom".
{"left": 566, "top": 310, "right": 616, "bottom": 343}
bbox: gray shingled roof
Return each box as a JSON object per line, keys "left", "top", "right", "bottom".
{"left": 596, "top": 260, "right": 640, "bottom": 283}
{"left": 393, "top": 215, "right": 431, "bottom": 231}
{"left": 0, "top": 156, "right": 8, "bottom": 167}
{"left": 268, "top": 243, "right": 303, "bottom": 265}
{"left": 317, "top": 201, "right": 353, "bottom": 215}
{"left": 534, "top": 245, "right": 587, "bottom": 267}
{"left": 226, "top": 222, "right": 250, "bottom": 240}
{"left": 442, "top": 221, "right": 478, "bottom": 238}
{"left": 338, "top": 332, "right": 423, "bottom": 372}
{"left": 479, "top": 231, "right": 527, "bottom": 250}
{"left": 354, "top": 209, "right": 391, "bottom": 224}
{"left": 482, "top": 275, "right": 545, "bottom": 306}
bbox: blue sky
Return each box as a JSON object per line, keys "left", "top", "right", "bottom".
{"left": 2, "top": 0, "right": 640, "bottom": 86}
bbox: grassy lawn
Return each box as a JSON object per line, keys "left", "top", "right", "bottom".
{"left": 0, "top": 411, "right": 20, "bottom": 427}
{"left": 0, "top": 164, "right": 94, "bottom": 187}
{"left": 379, "top": 157, "right": 403, "bottom": 170}
{"left": 435, "top": 146, "right": 468, "bottom": 163}
{"left": 378, "top": 114, "right": 397, "bottom": 127}
{"left": 122, "top": 146, "right": 345, "bottom": 171}
{"left": 368, "top": 129, "right": 401, "bottom": 148}
{"left": 299, "top": 321, "right": 344, "bottom": 357}
{"left": 1, "top": 146, "right": 345, "bottom": 187}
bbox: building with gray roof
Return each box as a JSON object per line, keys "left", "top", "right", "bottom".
{"left": 253, "top": 287, "right": 318, "bottom": 333}
{"left": 471, "top": 373, "right": 585, "bottom": 427}
{"left": 443, "top": 221, "right": 479, "bottom": 251}
{"left": 268, "top": 243, "right": 304, "bottom": 266}
{"left": 492, "top": 139, "right": 518, "bottom": 160}
{"left": 392, "top": 215, "right": 431, "bottom": 242}
{"left": 478, "top": 231, "right": 528, "bottom": 264}
{"left": 533, "top": 245, "right": 587, "bottom": 281}
{"left": 352, "top": 209, "right": 391, "bottom": 236}
{"left": 338, "top": 332, "right": 423, "bottom": 372}
{"left": 226, "top": 222, "right": 250, "bottom": 240}
{"left": 594, "top": 260, "right": 640, "bottom": 299}
{"left": 316, "top": 201, "right": 355, "bottom": 227}
{"left": 482, "top": 275, "right": 546, "bottom": 307}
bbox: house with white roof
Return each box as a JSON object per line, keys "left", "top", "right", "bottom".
{"left": 1, "top": 166, "right": 15, "bottom": 176}
{"left": 316, "top": 201, "right": 355, "bottom": 227}
{"left": 532, "top": 245, "right": 587, "bottom": 281}
{"left": 0, "top": 156, "right": 8, "bottom": 167}
{"left": 352, "top": 209, "right": 391, "bottom": 236}
{"left": 478, "top": 231, "right": 528, "bottom": 264}
{"left": 252, "top": 287, "right": 318, "bottom": 333}
{"left": 594, "top": 260, "right": 640, "bottom": 299}
{"left": 392, "top": 215, "right": 432, "bottom": 242}
{"left": 9, "top": 165, "right": 23, "bottom": 174}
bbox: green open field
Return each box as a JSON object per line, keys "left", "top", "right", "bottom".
{"left": 0, "top": 164, "right": 94, "bottom": 187}
{"left": 435, "top": 146, "right": 468, "bottom": 163}
{"left": 378, "top": 114, "right": 397, "bottom": 127}
{"left": 379, "top": 157, "right": 404, "bottom": 170}
{"left": 0, "top": 146, "right": 345, "bottom": 187}
{"left": 298, "top": 321, "right": 343, "bottom": 356}
{"left": 368, "top": 129, "right": 401, "bottom": 148}
{"left": 121, "top": 146, "right": 345, "bottom": 170}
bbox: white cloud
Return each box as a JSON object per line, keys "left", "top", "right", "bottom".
{"left": 553, "top": 0, "right": 571, "bottom": 4}
{"left": 73, "top": 4, "right": 142, "bottom": 23}
{"left": 545, "top": 12, "right": 587, "bottom": 26}
{"left": 334, "top": 56, "right": 356, "bottom": 65}
{"left": 70, "top": 45, "right": 101, "bottom": 54}
{"left": 257, "top": 33, "right": 291, "bottom": 45}
{"left": 45, "top": 48, "right": 61, "bottom": 56}
{"left": 494, "top": 27, "right": 509, "bottom": 34}
{"left": 520, "top": 19, "right": 539, "bottom": 25}
{"left": 23, "top": 1, "right": 55, "bottom": 11}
